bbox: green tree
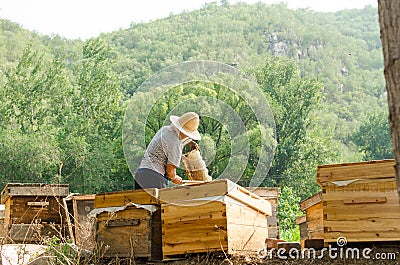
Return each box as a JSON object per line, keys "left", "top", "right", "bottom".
{"left": 252, "top": 56, "right": 334, "bottom": 198}
{"left": 352, "top": 111, "right": 393, "bottom": 160}
{"left": 58, "top": 38, "right": 124, "bottom": 193}
{"left": 0, "top": 45, "right": 68, "bottom": 184}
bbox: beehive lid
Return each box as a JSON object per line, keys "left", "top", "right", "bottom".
{"left": 94, "top": 188, "right": 160, "bottom": 208}
{"left": 1, "top": 183, "right": 69, "bottom": 203}
{"left": 316, "top": 159, "right": 395, "bottom": 186}
{"left": 159, "top": 179, "right": 272, "bottom": 215}
{"left": 299, "top": 191, "right": 322, "bottom": 211}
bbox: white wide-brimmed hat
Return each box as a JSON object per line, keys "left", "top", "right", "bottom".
{"left": 170, "top": 112, "right": 201, "bottom": 140}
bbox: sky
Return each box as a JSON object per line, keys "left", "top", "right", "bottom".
{"left": 0, "top": 0, "right": 378, "bottom": 40}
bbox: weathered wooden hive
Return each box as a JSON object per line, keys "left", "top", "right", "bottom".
{"left": 93, "top": 188, "right": 162, "bottom": 260}
{"left": 317, "top": 159, "right": 400, "bottom": 243}
{"left": 63, "top": 194, "right": 96, "bottom": 251}
{"left": 1, "top": 183, "right": 69, "bottom": 244}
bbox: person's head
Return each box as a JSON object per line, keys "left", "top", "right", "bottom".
{"left": 170, "top": 112, "right": 201, "bottom": 141}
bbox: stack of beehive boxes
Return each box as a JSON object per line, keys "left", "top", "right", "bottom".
{"left": 317, "top": 159, "right": 400, "bottom": 243}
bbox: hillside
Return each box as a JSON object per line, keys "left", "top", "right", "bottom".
{"left": 103, "top": 2, "right": 386, "bottom": 158}
{"left": 0, "top": 2, "right": 390, "bottom": 195}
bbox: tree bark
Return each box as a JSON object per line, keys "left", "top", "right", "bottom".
{"left": 378, "top": 0, "right": 400, "bottom": 197}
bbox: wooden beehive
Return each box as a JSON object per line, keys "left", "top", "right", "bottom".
{"left": 248, "top": 187, "right": 280, "bottom": 238}
{"left": 64, "top": 194, "right": 96, "bottom": 251}
{"left": 1, "top": 183, "right": 69, "bottom": 244}
{"left": 94, "top": 188, "right": 162, "bottom": 259}
{"left": 96, "top": 204, "right": 162, "bottom": 260}
{"left": 299, "top": 191, "right": 323, "bottom": 240}
{"left": 160, "top": 179, "right": 271, "bottom": 258}
{"left": 317, "top": 159, "right": 400, "bottom": 243}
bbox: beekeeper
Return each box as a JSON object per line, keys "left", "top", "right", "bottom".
{"left": 134, "top": 112, "right": 201, "bottom": 189}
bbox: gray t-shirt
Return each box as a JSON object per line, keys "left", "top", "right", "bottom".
{"left": 139, "top": 125, "right": 183, "bottom": 176}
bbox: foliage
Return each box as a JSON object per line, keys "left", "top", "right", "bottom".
{"left": 0, "top": 39, "right": 125, "bottom": 193}
{"left": 252, "top": 56, "right": 334, "bottom": 199}
{"left": 278, "top": 186, "right": 302, "bottom": 241}
{"left": 351, "top": 111, "right": 393, "bottom": 160}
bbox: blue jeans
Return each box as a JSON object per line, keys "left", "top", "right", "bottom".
{"left": 135, "top": 168, "right": 168, "bottom": 189}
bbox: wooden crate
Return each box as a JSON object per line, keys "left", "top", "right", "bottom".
{"left": 1, "top": 183, "right": 69, "bottom": 244}
{"left": 64, "top": 194, "right": 96, "bottom": 251}
{"left": 96, "top": 204, "right": 162, "bottom": 260}
{"left": 299, "top": 192, "right": 323, "bottom": 240}
{"left": 94, "top": 188, "right": 159, "bottom": 208}
{"left": 317, "top": 159, "right": 400, "bottom": 243}
{"left": 248, "top": 187, "right": 280, "bottom": 238}
{"left": 160, "top": 180, "right": 271, "bottom": 258}
{"left": 162, "top": 197, "right": 269, "bottom": 258}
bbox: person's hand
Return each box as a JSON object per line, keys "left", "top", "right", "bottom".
{"left": 189, "top": 141, "right": 199, "bottom": 151}
{"left": 172, "top": 175, "right": 183, "bottom": 185}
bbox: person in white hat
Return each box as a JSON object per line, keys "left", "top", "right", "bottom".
{"left": 135, "top": 112, "right": 201, "bottom": 189}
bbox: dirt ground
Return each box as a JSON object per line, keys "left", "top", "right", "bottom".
{"left": 100, "top": 244, "right": 400, "bottom": 265}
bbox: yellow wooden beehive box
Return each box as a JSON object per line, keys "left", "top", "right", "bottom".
{"left": 159, "top": 179, "right": 272, "bottom": 258}
{"left": 317, "top": 159, "right": 400, "bottom": 243}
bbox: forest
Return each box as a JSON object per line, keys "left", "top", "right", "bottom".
{"left": 0, "top": 2, "right": 391, "bottom": 240}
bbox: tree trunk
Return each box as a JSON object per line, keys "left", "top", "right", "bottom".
{"left": 378, "top": 0, "right": 400, "bottom": 198}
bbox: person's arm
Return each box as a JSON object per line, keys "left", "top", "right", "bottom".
{"left": 166, "top": 163, "right": 182, "bottom": 184}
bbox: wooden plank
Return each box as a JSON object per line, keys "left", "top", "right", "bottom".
{"left": 343, "top": 197, "right": 387, "bottom": 204}
{"left": 324, "top": 218, "right": 400, "bottom": 232}
{"left": 323, "top": 180, "right": 397, "bottom": 192}
{"left": 317, "top": 160, "right": 395, "bottom": 185}
{"left": 159, "top": 179, "right": 229, "bottom": 203}
{"left": 322, "top": 190, "right": 398, "bottom": 202}
{"left": 247, "top": 187, "right": 279, "bottom": 200}
{"left": 4, "top": 197, "right": 11, "bottom": 230}
{"left": 6, "top": 224, "right": 62, "bottom": 244}
{"left": 163, "top": 238, "right": 227, "bottom": 256}
{"left": 277, "top": 242, "right": 301, "bottom": 252}
{"left": 324, "top": 205, "right": 400, "bottom": 220}
{"left": 62, "top": 197, "right": 75, "bottom": 245}
{"left": 302, "top": 239, "right": 324, "bottom": 250}
{"left": 226, "top": 184, "right": 272, "bottom": 215}
{"left": 1, "top": 183, "right": 69, "bottom": 203}
{"left": 300, "top": 192, "right": 322, "bottom": 211}
{"left": 324, "top": 231, "right": 400, "bottom": 242}
{"left": 266, "top": 238, "right": 286, "bottom": 249}
{"left": 296, "top": 215, "right": 306, "bottom": 225}
{"left": 94, "top": 188, "right": 159, "bottom": 208}
{"left": 226, "top": 202, "right": 268, "bottom": 228}
{"left": 227, "top": 223, "right": 267, "bottom": 252}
